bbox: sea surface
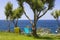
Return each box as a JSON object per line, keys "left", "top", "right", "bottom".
{"left": 0, "top": 20, "right": 60, "bottom": 33}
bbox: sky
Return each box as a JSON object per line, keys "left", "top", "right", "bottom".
{"left": 0, "top": 0, "right": 60, "bottom": 20}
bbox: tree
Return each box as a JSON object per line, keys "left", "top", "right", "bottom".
{"left": 51, "top": 10, "right": 60, "bottom": 19}
{"left": 5, "top": 2, "right": 13, "bottom": 32}
{"left": 12, "top": 7, "right": 23, "bottom": 27}
{"left": 51, "top": 10, "right": 60, "bottom": 33}
{"left": 5, "top": 2, "right": 23, "bottom": 32}
{"left": 17, "top": 0, "right": 55, "bottom": 37}
{"left": 51, "top": 10, "right": 60, "bottom": 26}
{"left": 12, "top": 7, "right": 23, "bottom": 33}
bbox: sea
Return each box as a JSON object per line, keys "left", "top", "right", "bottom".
{"left": 0, "top": 20, "right": 60, "bottom": 33}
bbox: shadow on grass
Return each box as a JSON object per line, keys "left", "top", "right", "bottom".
{"left": 33, "top": 36, "right": 54, "bottom": 40}
{"left": 24, "top": 34, "right": 53, "bottom": 40}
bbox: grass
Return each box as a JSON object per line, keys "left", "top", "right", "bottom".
{"left": 0, "top": 32, "right": 37, "bottom": 40}
{"left": 0, "top": 32, "right": 60, "bottom": 40}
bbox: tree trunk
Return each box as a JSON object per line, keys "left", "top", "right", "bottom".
{"left": 56, "top": 18, "right": 60, "bottom": 33}
{"left": 15, "top": 19, "right": 18, "bottom": 27}
{"left": 32, "top": 22, "right": 37, "bottom": 37}
{"left": 57, "top": 19, "right": 60, "bottom": 27}
{"left": 32, "top": 10, "right": 38, "bottom": 37}
{"left": 12, "top": 19, "right": 18, "bottom": 27}
{"left": 7, "top": 20, "right": 10, "bottom": 32}
{"left": 15, "top": 20, "right": 17, "bottom": 27}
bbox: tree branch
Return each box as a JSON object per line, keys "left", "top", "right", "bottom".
{"left": 38, "top": 9, "right": 48, "bottom": 19}
{"left": 37, "top": 11, "right": 41, "bottom": 17}
{"left": 24, "top": 10, "right": 33, "bottom": 25}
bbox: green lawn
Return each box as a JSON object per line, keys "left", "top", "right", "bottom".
{"left": 0, "top": 32, "right": 60, "bottom": 40}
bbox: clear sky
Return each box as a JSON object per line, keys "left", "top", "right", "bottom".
{"left": 0, "top": 0, "right": 60, "bottom": 20}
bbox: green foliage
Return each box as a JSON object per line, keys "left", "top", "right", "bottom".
{"left": 5, "top": 2, "right": 13, "bottom": 32}
{"left": 17, "top": 0, "right": 55, "bottom": 12}
{"left": 17, "top": 0, "right": 25, "bottom": 7}
{"left": 5, "top": 2, "right": 23, "bottom": 28}
{"left": 46, "top": 0, "right": 55, "bottom": 9}
{"left": 12, "top": 7, "right": 23, "bottom": 19}
{"left": 17, "top": 0, "right": 55, "bottom": 36}
{"left": 51, "top": 10, "right": 60, "bottom": 19}
{"left": 5, "top": 2, "right": 23, "bottom": 20}
{"left": 51, "top": 10, "right": 60, "bottom": 32}
{"left": 5, "top": 2, "right": 13, "bottom": 19}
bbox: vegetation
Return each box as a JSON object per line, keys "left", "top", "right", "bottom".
{"left": 51, "top": 10, "right": 60, "bottom": 33}
{"left": 37, "top": 27, "right": 51, "bottom": 35}
{"left": 17, "top": 0, "right": 55, "bottom": 37}
{"left": 0, "top": 32, "right": 60, "bottom": 40}
{"left": 3, "top": 0, "right": 60, "bottom": 39}
{"left": 5, "top": 2, "right": 13, "bottom": 32}
{"left": 12, "top": 7, "right": 23, "bottom": 27}
{"left": 5, "top": 2, "right": 23, "bottom": 32}
{"left": 51, "top": 10, "right": 60, "bottom": 25}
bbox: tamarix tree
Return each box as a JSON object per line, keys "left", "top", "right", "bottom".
{"left": 51, "top": 10, "right": 60, "bottom": 26}
{"left": 17, "top": 0, "right": 55, "bottom": 37}
{"left": 5, "top": 2, "right": 13, "bottom": 32}
{"left": 5, "top": 2, "right": 23, "bottom": 32}
{"left": 51, "top": 10, "right": 60, "bottom": 20}
{"left": 51, "top": 10, "right": 60, "bottom": 33}
{"left": 12, "top": 7, "right": 23, "bottom": 27}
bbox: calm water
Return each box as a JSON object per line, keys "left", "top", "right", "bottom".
{"left": 0, "top": 20, "right": 60, "bottom": 33}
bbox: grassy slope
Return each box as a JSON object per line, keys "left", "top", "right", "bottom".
{"left": 0, "top": 32, "right": 37, "bottom": 40}
{"left": 0, "top": 32, "right": 60, "bottom": 40}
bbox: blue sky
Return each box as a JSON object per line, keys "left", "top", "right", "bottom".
{"left": 0, "top": 0, "right": 60, "bottom": 20}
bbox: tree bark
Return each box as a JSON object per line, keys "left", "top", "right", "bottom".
{"left": 7, "top": 20, "right": 10, "bottom": 32}
{"left": 32, "top": 22, "right": 37, "bottom": 37}
{"left": 15, "top": 19, "right": 18, "bottom": 27}
{"left": 24, "top": 11, "right": 33, "bottom": 25}
{"left": 38, "top": 9, "right": 48, "bottom": 19}
{"left": 32, "top": 10, "right": 38, "bottom": 37}
{"left": 12, "top": 18, "right": 18, "bottom": 27}
{"left": 56, "top": 18, "right": 60, "bottom": 33}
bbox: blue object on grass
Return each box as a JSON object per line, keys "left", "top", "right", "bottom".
{"left": 24, "top": 27, "right": 32, "bottom": 34}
